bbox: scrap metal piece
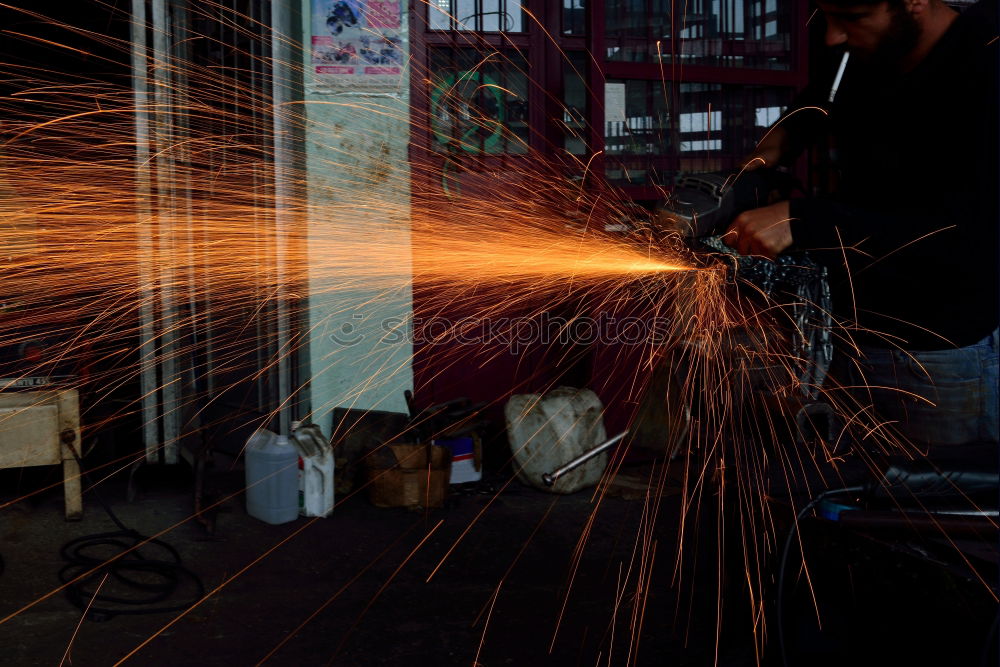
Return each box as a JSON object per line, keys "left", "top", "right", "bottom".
{"left": 542, "top": 431, "right": 628, "bottom": 487}
{"left": 698, "top": 235, "right": 834, "bottom": 400}
{"left": 794, "top": 401, "right": 839, "bottom": 446}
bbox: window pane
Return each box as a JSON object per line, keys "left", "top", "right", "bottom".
{"left": 429, "top": 0, "right": 451, "bottom": 30}
{"left": 505, "top": 1, "right": 524, "bottom": 31}
{"left": 605, "top": 0, "right": 792, "bottom": 69}
{"left": 605, "top": 0, "right": 672, "bottom": 63}
{"left": 481, "top": 0, "right": 501, "bottom": 31}
{"left": 604, "top": 80, "right": 794, "bottom": 186}
{"left": 429, "top": 49, "right": 529, "bottom": 154}
{"left": 669, "top": 0, "right": 794, "bottom": 69}
{"left": 562, "top": 51, "right": 588, "bottom": 155}
{"left": 455, "top": 0, "right": 476, "bottom": 29}
{"left": 428, "top": 0, "right": 526, "bottom": 32}
{"left": 604, "top": 79, "right": 671, "bottom": 184}
{"left": 563, "top": 0, "right": 586, "bottom": 36}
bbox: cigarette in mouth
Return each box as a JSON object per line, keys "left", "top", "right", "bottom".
{"left": 828, "top": 52, "right": 850, "bottom": 103}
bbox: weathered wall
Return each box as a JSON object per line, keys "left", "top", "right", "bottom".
{"left": 300, "top": 1, "right": 412, "bottom": 434}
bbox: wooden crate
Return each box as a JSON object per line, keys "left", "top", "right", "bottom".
{"left": 365, "top": 443, "right": 450, "bottom": 509}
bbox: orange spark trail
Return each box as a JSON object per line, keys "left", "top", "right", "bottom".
{"left": 59, "top": 572, "right": 109, "bottom": 667}
{"left": 1, "top": 4, "right": 990, "bottom": 666}
{"left": 257, "top": 520, "right": 425, "bottom": 665}
{"left": 112, "top": 515, "right": 329, "bottom": 666}
{"left": 473, "top": 581, "right": 503, "bottom": 667}
{"left": 328, "top": 519, "right": 445, "bottom": 664}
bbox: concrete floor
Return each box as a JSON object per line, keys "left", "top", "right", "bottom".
{"left": 0, "top": 460, "right": 723, "bottom": 667}
{"left": 3, "top": 453, "right": 994, "bottom": 667}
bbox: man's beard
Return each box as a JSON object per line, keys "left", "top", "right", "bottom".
{"left": 858, "top": 7, "right": 921, "bottom": 70}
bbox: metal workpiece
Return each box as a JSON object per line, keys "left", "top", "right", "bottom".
{"left": 542, "top": 431, "right": 628, "bottom": 487}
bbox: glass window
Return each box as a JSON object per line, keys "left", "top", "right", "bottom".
{"left": 675, "top": 0, "right": 792, "bottom": 69}
{"left": 605, "top": 0, "right": 793, "bottom": 69}
{"left": 429, "top": 49, "right": 529, "bottom": 154}
{"left": 562, "top": 52, "right": 588, "bottom": 155}
{"left": 604, "top": 0, "right": 672, "bottom": 63}
{"left": 604, "top": 79, "right": 794, "bottom": 186}
{"left": 604, "top": 79, "right": 671, "bottom": 184}
{"left": 429, "top": 0, "right": 525, "bottom": 32}
{"left": 563, "top": 0, "right": 587, "bottom": 36}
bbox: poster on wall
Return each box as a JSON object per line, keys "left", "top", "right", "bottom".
{"left": 309, "top": 0, "right": 405, "bottom": 94}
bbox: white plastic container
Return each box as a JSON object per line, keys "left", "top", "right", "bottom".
{"left": 299, "top": 451, "right": 335, "bottom": 517}
{"left": 291, "top": 422, "right": 335, "bottom": 518}
{"left": 245, "top": 431, "right": 299, "bottom": 525}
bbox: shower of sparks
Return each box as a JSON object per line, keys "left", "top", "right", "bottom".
{"left": 0, "top": 1, "right": 993, "bottom": 666}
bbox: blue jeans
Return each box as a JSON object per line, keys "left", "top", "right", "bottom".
{"left": 836, "top": 329, "right": 999, "bottom": 447}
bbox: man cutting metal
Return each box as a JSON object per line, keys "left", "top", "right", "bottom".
{"left": 725, "top": 0, "right": 999, "bottom": 448}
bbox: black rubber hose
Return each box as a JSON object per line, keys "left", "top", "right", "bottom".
{"left": 777, "top": 486, "right": 863, "bottom": 667}
{"left": 58, "top": 444, "right": 204, "bottom": 621}
{"left": 59, "top": 528, "right": 203, "bottom": 620}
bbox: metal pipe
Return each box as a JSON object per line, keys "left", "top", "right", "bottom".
{"left": 542, "top": 431, "right": 627, "bottom": 487}
{"left": 271, "top": 0, "right": 296, "bottom": 434}
{"left": 173, "top": 0, "right": 202, "bottom": 445}
{"left": 131, "top": 0, "right": 161, "bottom": 464}
{"left": 151, "top": 0, "right": 180, "bottom": 464}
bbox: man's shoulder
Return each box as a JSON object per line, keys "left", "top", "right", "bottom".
{"left": 953, "top": 0, "right": 998, "bottom": 48}
{"left": 930, "top": 0, "right": 998, "bottom": 88}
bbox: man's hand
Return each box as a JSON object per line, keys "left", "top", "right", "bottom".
{"left": 722, "top": 201, "right": 794, "bottom": 259}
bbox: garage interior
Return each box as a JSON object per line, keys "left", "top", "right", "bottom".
{"left": 0, "top": 1, "right": 996, "bottom": 665}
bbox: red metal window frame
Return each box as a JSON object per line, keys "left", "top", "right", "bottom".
{"left": 411, "top": 0, "right": 810, "bottom": 201}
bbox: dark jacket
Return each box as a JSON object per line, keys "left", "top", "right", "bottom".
{"left": 783, "top": 0, "right": 999, "bottom": 349}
